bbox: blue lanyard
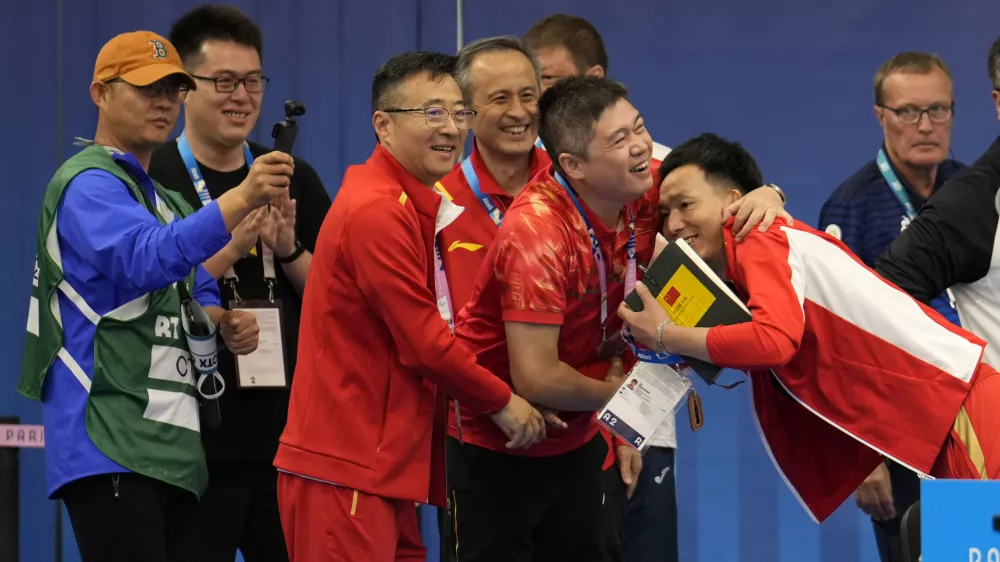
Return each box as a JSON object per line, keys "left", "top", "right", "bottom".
{"left": 622, "top": 323, "right": 688, "bottom": 364}
{"left": 177, "top": 131, "right": 262, "bottom": 290}
{"left": 876, "top": 149, "right": 917, "bottom": 219}
{"left": 460, "top": 156, "right": 503, "bottom": 227}
{"left": 534, "top": 137, "right": 545, "bottom": 149}
{"left": 554, "top": 172, "right": 636, "bottom": 343}
{"left": 177, "top": 131, "right": 255, "bottom": 207}
{"left": 877, "top": 148, "right": 958, "bottom": 310}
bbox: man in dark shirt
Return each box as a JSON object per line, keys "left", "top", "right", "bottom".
{"left": 877, "top": 38, "right": 1000, "bottom": 389}
{"left": 147, "top": 6, "right": 331, "bottom": 561}
{"left": 818, "top": 51, "right": 963, "bottom": 562}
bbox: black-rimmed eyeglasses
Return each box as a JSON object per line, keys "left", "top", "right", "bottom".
{"left": 190, "top": 74, "right": 270, "bottom": 93}
{"left": 879, "top": 103, "right": 954, "bottom": 124}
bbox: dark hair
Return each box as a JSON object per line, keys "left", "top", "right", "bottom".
{"left": 989, "top": 37, "right": 1000, "bottom": 89}
{"left": 169, "top": 5, "right": 263, "bottom": 68}
{"left": 523, "top": 14, "right": 608, "bottom": 75}
{"left": 371, "top": 51, "right": 458, "bottom": 114}
{"left": 873, "top": 51, "right": 952, "bottom": 105}
{"left": 538, "top": 75, "right": 628, "bottom": 176}
{"left": 455, "top": 36, "right": 540, "bottom": 102}
{"left": 658, "top": 133, "right": 763, "bottom": 195}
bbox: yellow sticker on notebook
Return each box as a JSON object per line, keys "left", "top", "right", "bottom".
{"left": 655, "top": 264, "right": 716, "bottom": 327}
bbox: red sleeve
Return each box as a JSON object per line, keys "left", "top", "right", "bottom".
{"left": 495, "top": 211, "right": 571, "bottom": 325}
{"left": 347, "top": 198, "right": 512, "bottom": 415}
{"left": 705, "top": 227, "right": 805, "bottom": 371}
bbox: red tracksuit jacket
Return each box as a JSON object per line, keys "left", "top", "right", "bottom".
{"left": 274, "top": 145, "right": 512, "bottom": 507}
{"left": 705, "top": 218, "right": 986, "bottom": 522}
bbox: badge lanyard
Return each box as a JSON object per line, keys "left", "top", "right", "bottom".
{"left": 460, "top": 156, "right": 504, "bottom": 227}
{"left": 553, "top": 172, "right": 636, "bottom": 345}
{"left": 876, "top": 148, "right": 957, "bottom": 310}
{"left": 433, "top": 241, "right": 456, "bottom": 331}
{"left": 428, "top": 184, "right": 463, "bottom": 440}
{"left": 177, "top": 132, "right": 277, "bottom": 302}
{"left": 877, "top": 149, "right": 918, "bottom": 219}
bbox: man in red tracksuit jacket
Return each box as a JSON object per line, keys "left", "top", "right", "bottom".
{"left": 620, "top": 133, "right": 1000, "bottom": 525}
{"left": 273, "top": 52, "right": 545, "bottom": 562}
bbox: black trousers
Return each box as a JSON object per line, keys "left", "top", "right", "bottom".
{"left": 440, "top": 434, "right": 621, "bottom": 562}
{"left": 194, "top": 459, "right": 289, "bottom": 562}
{"left": 62, "top": 472, "right": 197, "bottom": 562}
{"left": 872, "top": 460, "right": 921, "bottom": 562}
{"left": 604, "top": 446, "right": 679, "bottom": 562}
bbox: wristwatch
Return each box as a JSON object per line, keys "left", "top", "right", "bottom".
{"left": 766, "top": 183, "right": 787, "bottom": 203}
{"left": 277, "top": 239, "right": 305, "bottom": 264}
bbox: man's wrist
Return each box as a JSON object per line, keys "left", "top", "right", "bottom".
{"left": 275, "top": 238, "right": 297, "bottom": 259}
{"left": 655, "top": 319, "right": 672, "bottom": 352}
{"left": 766, "top": 183, "right": 787, "bottom": 203}
{"left": 224, "top": 241, "right": 247, "bottom": 261}
{"left": 277, "top": 239, "right": 305, "bottom": 263}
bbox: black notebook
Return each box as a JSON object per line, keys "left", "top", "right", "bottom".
{"left": 625, "top": 236, "right": 751, "bottom": 384}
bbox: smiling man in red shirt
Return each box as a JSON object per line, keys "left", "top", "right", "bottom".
{"left": 273, "top": 52, "right": 545, "bottom": 562}
{"left": 434, "top": 36, "right": 549, "bottom": 312}
{"left": 446, "top": 76, "right": 789, "bottom": 562}
{"left": 621, "top": 133, "right": 1000, "bottom": 526}
{"left": 434, "top": 38, "right": 650, "bottom": 561}
{"left": 447, "top": 74, "right": 653, "bottom": 562}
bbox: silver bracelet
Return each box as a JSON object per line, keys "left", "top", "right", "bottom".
{"left": 655, "top": 320, "right": 671, "bottom": 352}
{"left": 766, "top": 183, "right": 787, "bottom": 203}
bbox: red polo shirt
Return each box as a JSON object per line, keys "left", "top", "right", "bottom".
{"left": 436, "top": 142, "right": 550, "bottom": 309}
{"left": 452, "top": 166, "right": 659, "bottom": 456}
{"left": 274, "top": 145, "right": 512, "bottom": 507}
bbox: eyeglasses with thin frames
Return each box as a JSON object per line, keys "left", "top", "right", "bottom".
{"left": 382, "top": 107, "right": 478, "bottom": 129}
{"left": 107, "top": 78, "right": 190, "bottom": 102}
{"left": 879, "top": 103, "right": 954, "bottom": 125}
{"left": 189, "top": 74, "right": 270, "bottom": 93}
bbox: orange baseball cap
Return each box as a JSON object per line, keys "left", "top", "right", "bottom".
{"left": 92, "top": 31, "right": 197, "bottom": 89}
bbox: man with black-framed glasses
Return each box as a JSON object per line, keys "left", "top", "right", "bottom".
{"left": 147, "top": 5, "right": 331, "bottom": 562}
{"left": 818, "top": 51, "right": 964, "bottom": 562}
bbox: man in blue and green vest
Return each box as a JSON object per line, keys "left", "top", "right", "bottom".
{"left": 17, "top": 30, "right": 294, "bottom": 562}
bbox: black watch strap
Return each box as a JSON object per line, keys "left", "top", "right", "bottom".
{"left": 277, "top": 240, "right": 305, "bottom": 264}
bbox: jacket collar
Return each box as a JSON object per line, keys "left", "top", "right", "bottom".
{"left": 369, "top": 144, "right": 464, "bottom": 235}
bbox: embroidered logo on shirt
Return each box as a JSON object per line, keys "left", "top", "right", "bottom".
{"left": 824, "top": 224, "right": 842, "bottom": 240}
{"left": 448, "top": 241, "right": 483, "bottom": 253}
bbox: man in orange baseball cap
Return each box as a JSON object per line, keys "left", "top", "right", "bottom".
{"left": 88, "top": 31, "right": 197, "bottom": 168}
{"left": 18, "top": 29, "right": 294, "bottom": 562}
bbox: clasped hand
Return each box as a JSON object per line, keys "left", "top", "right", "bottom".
{"left": 219, "top": 309, "right": 259, "bottom": 355}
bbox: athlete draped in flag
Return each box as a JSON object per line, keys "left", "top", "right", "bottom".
{"left": 619, "top": 133, "right": 1000, "bottom": 524}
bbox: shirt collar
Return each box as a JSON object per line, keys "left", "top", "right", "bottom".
{"left": 546, "top": 165, "right": 619, "bottom": 239}
{"left": 74, "top": 137, "right": 149, "bottom": 179}
{"left": 469, "top": 139, "right": 548, "bottom": 197}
